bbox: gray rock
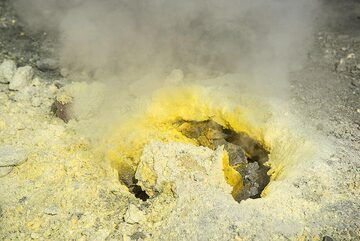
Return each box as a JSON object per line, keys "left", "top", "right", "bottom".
{"left": 0, "top": 146, "right": 27, "bottom": 167}
{"left": 44, "top": 204, "right": 59, "bottom": 215}
{"left": 249, "top": 186, "right": 258, "bottom": 196}
{"left": 223, "top": 142, "right": 247, "bottom": 166}
{"left": 36, "top": 58, "right": 58, "bottom": 71}
{"left": 9, "top": 66, "right": 34, "bottom": 90}
{"left": 0, "top": 166, "right": 13, "bottom": 177}
{"left": 51, "top": 99, "right": 74, "bottom": 123}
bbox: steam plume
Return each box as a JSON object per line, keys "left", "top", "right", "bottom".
{"left": 14, "top": 0, "right": 319, "bottom": 96}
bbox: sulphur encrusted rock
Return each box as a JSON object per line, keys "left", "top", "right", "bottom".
{"left": 135, "top": 141, "right": 232, "bottom": 198}
{"left": 124, "top": 204, "right": 146, "bottom": 224}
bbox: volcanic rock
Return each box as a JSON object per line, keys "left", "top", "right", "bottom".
{"left": 36, "top": 58, "right": 58, "bottom": 71}
{"left": 51, "top": 99, "right": 74, "bottom": 123}
{"left": 124, "top": 204, "right": 145, "bottom": 224}
{"left": 0, "top": 59, "right": 16, "bottom": 84}
{"left": 9, "top": 66, "right": 34, "bottom": 90}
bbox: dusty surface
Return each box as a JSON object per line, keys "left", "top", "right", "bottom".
{"left": 0, "top": 1, "right": 359, "bottom": 241}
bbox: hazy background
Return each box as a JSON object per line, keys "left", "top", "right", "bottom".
{"left": 13, "top": 0, "right": 320, "bottom": 97}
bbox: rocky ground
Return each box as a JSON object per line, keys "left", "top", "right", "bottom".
{"left": 0, "top": 0, "right": 359, "bottom": 241}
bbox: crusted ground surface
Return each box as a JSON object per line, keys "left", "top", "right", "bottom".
{"left": 0, "top": 1, "right": 359, "bottom": 241}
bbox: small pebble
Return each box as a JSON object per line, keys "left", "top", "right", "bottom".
{"left": 0, "top": 146, "right": 28, "bottom": 167}
{"left": 192, "top": 171, "right": 205, "bottom": 182}
{"left": 124, "top": 204, "right": 145, "bottom": 224}
{"left": 44, "top": 204, "right": 59, "bottom": 215}
{"left": 9, "top": 66, "right": 34, "bottom": 91}
{"left": 346, "top": 53, "right": 355, "bottom": 59}
{"left": 36, "top": 58, "right": 58, "bottom": 71}
{"left": 51, "top": 99, "right": 74, "bottom": 123}
{"left": 30, "top": 233, "right": 39, "bottom": 240}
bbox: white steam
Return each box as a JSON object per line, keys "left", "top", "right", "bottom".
{"left": 14, "top": 0, "right": 319, "bottom": 97}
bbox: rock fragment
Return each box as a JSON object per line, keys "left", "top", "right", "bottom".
{"left": 44, "top": 204, "right": 59, "bottom": 215}
{"left": 36, "top": 58, "right": 58, "bottom": 71}
{"left": 0, "top": 59, "right": 16, "bottom": 84}
{"left": 0, "top": 146, "right": 27, "bottom": 167}
{"left": 30, "top": 233, "right": 39, "bottom": 240}
{"left": 222, "top": 142, "right": 247, "bottom": 167}
{"left": 9, "top": 66, "right": 34, "bottom": 90}
{"left": 124, "top": 204, "right": 145, "bottom": 224}
{"left": 51, "top": 99, "right": 74, "bottom": 123}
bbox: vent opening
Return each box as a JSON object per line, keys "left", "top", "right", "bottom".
{"left": 121, "top": 176, "right": 150, "bottom": 201}
{"left": 175, "top": 120, "right": 270, "bottom": 202}
{"left": 117, "top": 119, "right": 270, "bottom": 203}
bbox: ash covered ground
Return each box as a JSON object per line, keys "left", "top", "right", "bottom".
{"left": 0, "top": 0, "right": 359, "bottom": 241}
